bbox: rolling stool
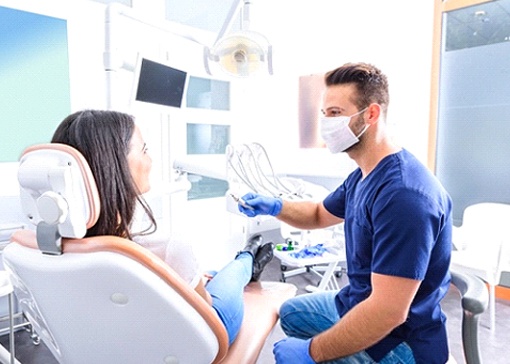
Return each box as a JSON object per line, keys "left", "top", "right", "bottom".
{"left": 0, "top": 271, "right": 15, "bottom": 364}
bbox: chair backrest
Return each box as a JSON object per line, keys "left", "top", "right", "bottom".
{"left": 4, "top": 144, "right": 229, "bottom": 364}
{"left": 17, "top": 144, "right": 100, "bottom": 254}
{"left": 456, "top": 202, "right": 510, "bottom": 273}
{"left": 449, "top": 270, "right": 489, "bottom": 364}
{"left": 459, "top": 202, "right": 510, "bottom": 241}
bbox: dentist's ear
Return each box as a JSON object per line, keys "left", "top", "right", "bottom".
{"left": 365, "top": 103, "right": 382, "bottom": 125}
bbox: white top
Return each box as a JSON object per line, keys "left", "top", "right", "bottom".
{"left": 131, "top": 210, "right": 201, "bottom": 289}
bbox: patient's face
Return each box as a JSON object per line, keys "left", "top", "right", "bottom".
{"left": 127, "top": 125, "right": 152, "bottom": 194}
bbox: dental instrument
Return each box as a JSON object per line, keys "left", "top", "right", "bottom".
{"left": 230, "top": 193, "right": 254, "bottom": 210}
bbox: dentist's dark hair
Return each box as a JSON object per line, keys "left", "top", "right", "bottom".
{"left": 51, "top": 109, "right": 156, "bottom": 240}
{"left": 325, "top": 62, "right": 389, "bottom": 119}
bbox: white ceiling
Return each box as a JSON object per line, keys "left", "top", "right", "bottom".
{"left": 164, "top": 0, "right": 241, "bottom": 34}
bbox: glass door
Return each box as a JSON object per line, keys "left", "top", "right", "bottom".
{"left": 430, "top": 0, "right": 510, "bottom": 224}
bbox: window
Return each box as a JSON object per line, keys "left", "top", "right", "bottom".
{"left": 0, "top": 5, "right": 70, "bottom": 162}
{"left": 430, "top": 0, "right": 510, "bottom": 224}
{"left": 186, "top": 76, "right": 230, "bottom": 110}
{"left": 184, "top": 76, "right": 231, "bottom": 200}
{"left": 186, "top": 123, "right": 230, "bottom": 200}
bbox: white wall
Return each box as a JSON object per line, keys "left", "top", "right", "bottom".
{"left": 0, "top": 0, "right": 435, "bottom": 270}
{"left": 233, "top": 0, "right": 435, "bottom": 164}
{"left": 0, "top": 0, "right": 435, "bottom": 158}
{"left": 0, "top": 0, "right": 105, "bottom": 227}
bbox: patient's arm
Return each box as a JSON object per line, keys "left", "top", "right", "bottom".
{"left": 195, "top": 276, "right": 213, "bottom": 306}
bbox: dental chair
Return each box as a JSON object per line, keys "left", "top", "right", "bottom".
{"left": 2, "top": 144, "right": 297, "bottom": 364}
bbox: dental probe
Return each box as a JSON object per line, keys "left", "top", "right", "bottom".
{"left": 230, "top": 193, "right": 254, "bottom": 210}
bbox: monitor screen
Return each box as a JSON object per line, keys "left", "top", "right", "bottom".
{"left": 134, "top": 57, "right": 187, "bottom": 108}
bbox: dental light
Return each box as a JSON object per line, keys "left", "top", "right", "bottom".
{"left": 204, "top": 0, "right": 273, "bottom": 78}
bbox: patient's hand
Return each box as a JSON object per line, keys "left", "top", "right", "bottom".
{"left": 203, "top": 272, "right": 214, "bottom": 284}
{"left": 195, "top": 278, "right": 213, "bottom": 305}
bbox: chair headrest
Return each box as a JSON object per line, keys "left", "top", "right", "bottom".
{"left": 18, "top": 143, "right": 100, "bottom": 254}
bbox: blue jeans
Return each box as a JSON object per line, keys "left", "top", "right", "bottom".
{"left": 205, "top": 252, "right": 252, "bottom": 346}
{"left": 279, "top": 291, "right": 416, "bottom": 363}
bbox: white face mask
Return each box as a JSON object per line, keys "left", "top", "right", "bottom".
{"left": 320, "top": 107, "right": 369, "bottom": 153}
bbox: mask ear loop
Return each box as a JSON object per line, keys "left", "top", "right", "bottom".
{"left": 355, "top": 124, "right": 370, "bottom": 139}
{"left": 352, "top": 105, "right": 372, "bottom": 138}
{"left": 352, "top": 106, "right": 369, "bottom": 118}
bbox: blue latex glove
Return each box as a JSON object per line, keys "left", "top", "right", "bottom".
{"left": 273, "top": 337, "right": 316, "bottom": 364}
{"left": 238, "top": 192, "right": 283, "bottom": 217}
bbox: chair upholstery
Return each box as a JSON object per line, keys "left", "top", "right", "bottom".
{"left": 450, "top": 202, "right": 510, "bottom": 330}
{"left": 4, "top": 143, "right": 297, "bottom": 364}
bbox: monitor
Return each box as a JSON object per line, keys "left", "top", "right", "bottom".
{"left": 132, "top": 55, "right": 188, "bottom": 108}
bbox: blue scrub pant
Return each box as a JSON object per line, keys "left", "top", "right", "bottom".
{"left": 205, "top": 252, "right": 252, "bottom": 346}
{"left": 279, "top": 291, "right": 416, "bottom": 363}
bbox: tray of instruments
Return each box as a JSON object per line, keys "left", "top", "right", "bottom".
{"left": 274, "top": 241, "right": 346, "bottom": 268}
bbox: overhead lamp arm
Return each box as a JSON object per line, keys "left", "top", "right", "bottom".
{"left": 214, "top": 0, "right": 244, "bottom": 45}
{"left": 241, "top": 0, "right": 251, "bottom": 31}
{"left": 214, "top": 0, "right": 256, "bottom": 43}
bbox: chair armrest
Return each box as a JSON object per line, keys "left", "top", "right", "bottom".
{"left": 449, "top": 269, "right": 489, "bottom": 364}
{"left": 450, "top": 270, "right": 489, "bottom": 315}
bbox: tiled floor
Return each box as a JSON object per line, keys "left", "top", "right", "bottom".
{"left": 0, "top": 257, "right": 509, "bottom": 363}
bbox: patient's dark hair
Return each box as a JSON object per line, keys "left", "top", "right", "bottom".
{"left": 51, "top": 109, "right": 156, "bottom": 239}
{"left": 325, "top": 62, "right": 389, "bottom": 119}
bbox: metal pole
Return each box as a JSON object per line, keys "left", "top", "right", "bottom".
{"left": 8, "top": 293, "right": 14, "bottom": 364}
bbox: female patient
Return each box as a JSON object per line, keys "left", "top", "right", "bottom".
{"left": 51, "top": 109, "right": 274, "bottom": 345}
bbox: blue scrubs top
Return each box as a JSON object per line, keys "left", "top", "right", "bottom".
{"left": 323, "top": 149, "right": 452, "bottom": 363}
